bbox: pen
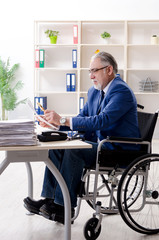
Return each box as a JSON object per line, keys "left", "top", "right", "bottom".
{"left": 37, "top": 102, "right": 45, "bottom": 112}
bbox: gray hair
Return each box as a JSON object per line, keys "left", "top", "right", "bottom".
{"left": 92, "top": 51, "right": 118, "bottom": 74}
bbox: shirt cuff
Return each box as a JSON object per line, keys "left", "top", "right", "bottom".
{"left": 69, "top": 117, "right": 73, "bottom": 130}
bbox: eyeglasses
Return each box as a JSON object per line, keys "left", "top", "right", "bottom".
{"left": 89, "top": 66, "right": 109, "bottom": 74}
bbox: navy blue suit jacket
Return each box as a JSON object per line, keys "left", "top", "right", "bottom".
{"left": 72, "top": 76, "right": 140, "bottom": 150}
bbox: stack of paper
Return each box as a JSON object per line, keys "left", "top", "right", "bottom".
{"left": 0, "top": 119, "right": 37, "bottom": 146}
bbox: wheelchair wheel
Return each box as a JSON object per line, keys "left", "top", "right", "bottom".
{"left": 84, "top": 217, "right": 101, "bottom": 240}
{"left": 118, "top": 154, "right": 159, "bottom": 234}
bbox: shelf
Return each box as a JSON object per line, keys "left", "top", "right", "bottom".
{"left": 80, "top": 91, "right": 88, "bottom": 94}
{"left": 127, "top": 44, "right": 159, "bottom": 47}
{"left": 127, "top": 68, "right": 159, "bottom": 71}
{"left": 35, "top": 68, "right": 78, "bottom": 71}
{"left": 35, "top": 91, "right": 77, "bottom": 94}
{"left": 34, "top": 20, "right": 159, "bottom": 134}
{"left": 80, "top": 44, "right": 124, "bottom": 47}
{"left": 35, "top": 44, "right": 78, "bottom": 47}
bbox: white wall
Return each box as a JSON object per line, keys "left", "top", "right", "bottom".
{"left": 0, "top": 0, "right": 159, "bottom": 119}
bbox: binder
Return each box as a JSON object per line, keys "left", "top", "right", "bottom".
{"left": 34, "top": 96, "right": 47, "bottom": 115}
{"left": 34, "top": 97, "right": 40, "bottom": 114}
{"left": 79, "top": 97, "right": 84, "bottom": 112}
{"left": 73, "top": 25, "right": 78, "bottom": 44}
{"left": 39, "top": 49, "right": 45, "bottom": 68}
{"left": 72, "top": 49, "right": 77, "bottom": 68}
{"left": 71, "top": 74, "right": 76, "bottom": 91}
{"left": 66, "top": 74, "right": 71, "bottom": 91}
{"left": 39, "top": 96, "right": 47, "bottom": 114}
{"left": 35, "top": 49, "right": 39, "bottom": 68}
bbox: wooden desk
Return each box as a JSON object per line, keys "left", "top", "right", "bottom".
{"left": 0, "top": 140, "right": 92, "bottom": 240}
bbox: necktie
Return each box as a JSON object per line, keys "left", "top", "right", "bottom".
{"left": 97, "top": 90, "right": 105, "bottom": 114}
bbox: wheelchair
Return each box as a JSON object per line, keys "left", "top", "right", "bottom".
{"left": 73, "top": 107, "right": 159, "bottom": 240}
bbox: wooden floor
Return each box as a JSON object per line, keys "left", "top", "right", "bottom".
{"left": 0, "top": 141, "right": 159, "bottom": 240}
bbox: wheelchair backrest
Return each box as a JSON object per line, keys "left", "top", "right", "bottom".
{"left": 138, "top": 111, "right": 158, "bottom": 142}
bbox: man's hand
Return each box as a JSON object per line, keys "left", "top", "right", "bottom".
{"left": 38, "top": 109, "right": 70, "bottom": 128}
{"left": 44, "top": 109, "right": 61, "bottom": 126}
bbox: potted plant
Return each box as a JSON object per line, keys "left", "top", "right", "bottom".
{"left": 45, "top": 30, "right": 59, "bottom": 44}
{"left": 101, "top": 31, "right": 111, "bottom": 44}
{"left": 0, "top": 57, "right": 27, "bottom": 120}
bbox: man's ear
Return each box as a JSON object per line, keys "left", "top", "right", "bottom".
{"left": 107, "top": 65, "right": 113, "bottom": 76}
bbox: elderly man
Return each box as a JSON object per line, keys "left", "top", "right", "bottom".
{"left": 24, "top": 51, "right": 140, "bottom": 224}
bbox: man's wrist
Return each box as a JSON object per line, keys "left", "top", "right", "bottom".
{"left": 60, "top": 117, "right": 66, "bottom": 126}
{"left": 60, "top": 117, "right": 70, "bottom": 127}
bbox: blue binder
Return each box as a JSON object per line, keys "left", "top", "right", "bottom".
{"left": 34, "top": 96, "right": 47, "bottom": 115}
{"left": 72, "top": 49, "right": 77, "bottom": 68}
{"left": 66, "top": 74, "right": 71, "bottom": 91}
{"left": 34, "top": 97, "right": 40, "bottom": 115}
{"left": 39, "top": 97, "right": 47, "bottom": 114}
{"left": 71, "top": 73, "right": 76, "bottom": 91}
{"left": 79, "top": 97, "right": 84, "bottom": 112}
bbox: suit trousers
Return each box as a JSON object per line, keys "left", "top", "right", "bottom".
{"left": 41, "top": 141, "right": 99, "bottom": 207}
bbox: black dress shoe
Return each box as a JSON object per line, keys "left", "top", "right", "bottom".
{"left": 40, "top": 202, "right": 75, "bottom": 224}
{"left": 23, "top": 197, "right": 54, "bottom": 215}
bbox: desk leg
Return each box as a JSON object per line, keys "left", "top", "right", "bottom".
{"left": 25, "top": 162, "right": 33, "bottom": 199}
{"left": 45, "top": 158, "right": 71, "bottom": 240}
{"left": 0, "top": 158, "right": 10, "bottom": 175}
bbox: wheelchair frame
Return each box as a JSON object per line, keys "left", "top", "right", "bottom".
{"left": 73, "top": 109, "right": 159, "bottom": 240}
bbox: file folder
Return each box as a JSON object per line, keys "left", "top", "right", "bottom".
{"left": 35, "top": 49, "right": 39, "bottom": 68}
{"left": 79, "top": 97, "right": 84, "bottom": 112}
{"left": 34, "top": 97, "right": 47, "bottom": 115}
{"left": 73, "top": 25, "right": 78, "bottom": 44}
{"left": 34, "top": 97, "right": 40, "bottom": 114}
{"left": 72, "top": 49, "right": 77, "bottom": 68}
{"left": 39, "top": 49, "right": 45, "bottom": 68}
{"left": 39, "top": 96, "right": 47, "bottom": 114}
{"left": 66, "top": 74, "right": 71, "bottom": 91}
{"left": 71, "top": 74, "right": 76, "bottom": 91}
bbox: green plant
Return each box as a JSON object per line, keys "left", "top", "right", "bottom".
{"left": 45, "top": 30, "right": 59, "bottom": 37}
{"left": 0, "top": 57, "right": 27, "bottom": 120}
{"left": 101, "top": 31, "right": 111, "bottom": 39}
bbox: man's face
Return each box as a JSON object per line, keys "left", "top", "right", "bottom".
{"left": 89, "top": 57, "right": 110, "bottom": 90}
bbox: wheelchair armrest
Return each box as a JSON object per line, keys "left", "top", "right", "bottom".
{"left": 107, "top": 136, "right": 143, "bottom": 142}
{"left": 97, "top": 137, "right": 151, "bottom": 153}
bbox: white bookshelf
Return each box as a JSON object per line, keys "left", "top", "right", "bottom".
{"left": 34, "top": 20, "right": 159, "bottom": 137}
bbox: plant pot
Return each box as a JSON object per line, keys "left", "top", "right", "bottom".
{"left": 50, "top": 36, "right": 57, "bottom": 44}
{"left": 104, "top": 37, "right": 111, "bottom": 44}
